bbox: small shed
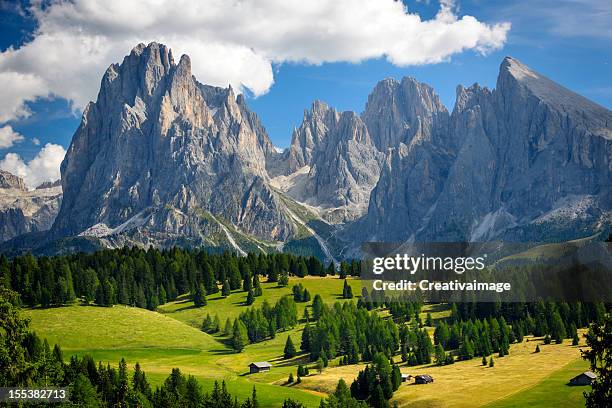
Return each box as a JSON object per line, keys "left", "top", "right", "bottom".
{"left": 249, "top": 362, "right": 272, "bottom": 374}
{"left": 414, "top": 374, "right": 434, "bottom": 384}
{"left": 401, "top": 374, "right": 412, "bottom": 383}
{"left": 569, "top": 371, "right": 596, "bottom": 386}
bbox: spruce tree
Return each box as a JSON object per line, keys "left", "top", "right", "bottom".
{"left": 342, "top": 279, "right": 353, "bottom": 299}
{"left": 243, "top": 273, "right": 252, "bottom": 292}
{"left": 222, "top": 280, "right": 231, "bottom": 297}
{"left": 316, "top": 357, "right": 324, "bottom": 374}
{"left": 246, "top": 289, "right": 255, "bottom": 306}
{"left": 288, "top": 373, "right": 294, "bottom": 383}
{"left": 212, "top": 315, "right": 221, "bottom": 333}
{"left": 535, "top": 344, "right": 541, "bottom": 353}
{"left": 489, "top": 356, "right": 494, "bottom": 367}
{"left": 482, "top": 355, "right": 487, "bottom": 366}
{"left": 301, "top": 325, "right": 310, "bottom": 351}
{"left": 278, "top": 272, "right": 289, "bottom": 287}
{"left": 193, "top": 283, "right": 207, "bottom": 307}
{"left": 252, "top": 274, "right": 263, "bottom": 296}
{"left": 202, "top": 314, "right": 212, "bottom": 332}
{"left": 232, "top": 320, "right": 249, "bottom": 352}
{"left": 572, "top": 332, "right": 580, "bottom": 346}
{"left": 435, "top": 344, "right": 446, "bottom": 366}
{"left": 370, "top": 384, "right": 389, "bottom": 408}
{"left": 284, "top": 335, "right": 297, "bottom": 359}
{"left": 224, "top": 318, "right": 232, "bottom": 336}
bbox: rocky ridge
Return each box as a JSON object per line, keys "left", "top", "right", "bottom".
{"left": 0, "top": 171, "right": 62, "bottom": 242}
{"left": 2, "top": 44, "right": 609, "bottom": 260}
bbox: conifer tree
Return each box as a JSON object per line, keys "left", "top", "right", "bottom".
{"left": 489, "top": 356, "right": 494, "bottom": 367}
{"left": 435, "top": 344, "right": 446, "bottom": 366}
{"left": 246, "top": 289, "right": 255, "bottom": 306}
{"left": 278, "top": 272, "right": 289, "bottom": 287}
{"left": 193, "top": 283, "right": 207, "bottom": 307}
{"left": 202, "top": 314, "right": 212, "bottom": 332}
{"left": 535, "top": 344, "right": 541, "bottom": 353}
{"left": 212, "top": 315, "right": 221, "bottom": 333}
{"left": 224, "top": 318, "right": 232, "bottom": 336}
{"left": 284, "top": 336, "right": 297, "bottom": 359}
{"left": 232, "top": 319, "right": 249, "bottom": 352}
{"left": 342, "top": 279, "right": 353, "bottom": 299}
{"left": 391, "top": 365, "right": 402, "bottom": 391}
{"left": 222, "top": 280, "right": 231, "bottom": 297}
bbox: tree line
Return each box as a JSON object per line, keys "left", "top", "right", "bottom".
{"left": 0, "top": 248, "right": 361, "bottom": 310}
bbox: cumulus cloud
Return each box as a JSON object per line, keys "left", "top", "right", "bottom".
{"left": 0, "top": 125, "right": 25, "bottom": 149}
{"left": 0, "top": 0, "right": 510, "bottom": 122}
{"left": 0, "top": 143, "right": 66, "bottom": 189}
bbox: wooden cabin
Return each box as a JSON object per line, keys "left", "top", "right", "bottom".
{"left": 569, "top": 371, "right": 596, "bottom": 386}
{"left": 414, "top": 374, "right": 434, "bottom": 384}
{"left": 249, "top": 362, "right": 272, "bottom": 374}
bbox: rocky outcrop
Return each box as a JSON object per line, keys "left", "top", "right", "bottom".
{"left": 358, "top": 57, "right": 612, "bottom": 244}
{"left": 36, "top": 179, "right": 61, "bottom": 189}
{"left": 0, "top": 169, "right": 27, "bottom": 190}
{"left": 362, "top": 77, "right": 450, "bottom": 151}
{"left": 272, "top": 101, "right": 383, "bottom": 222}
{"left": 52, "top": 42, "right": 295, "bottom": 247}
{"left": 0, "top": 171, "right": 62, "bottom": 242}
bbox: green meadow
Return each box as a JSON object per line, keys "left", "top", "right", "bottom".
{"left": 24, "top": 276, "right": 589, "bottom": 407}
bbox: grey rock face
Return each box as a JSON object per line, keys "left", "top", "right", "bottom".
{"left": 53, "top": 42, "right": 294, "bottom": 246}
{"left": 0, "top": 172, "right": 62, "bottom": 242}
{"left": 0, "top": 170, "right": 27, "bottom": 190}
{"left": 272, "top": 101, "right": 383, "bottom": 222}
{"left": 36, "top": 179, "right": 61, "bottom": 190}
{"left": 359, "top": 57, "right": 612, "bottom": 244}
{"left": 362, "top": 77, "right": 450, "bottom": 150}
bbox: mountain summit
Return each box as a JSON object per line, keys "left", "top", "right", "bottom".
{"left": 52, "top": 42, "right": 294, "bottom": 248}
{"left": 357, "top": 56, "right": 611, "bottom": 245}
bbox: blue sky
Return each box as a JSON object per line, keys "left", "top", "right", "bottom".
{"left": 0, "top": 0, "right": 610, "bottom": 164}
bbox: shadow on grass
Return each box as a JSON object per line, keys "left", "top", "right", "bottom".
{"left": 273, "top": 354, "right": 311, "bottom": 367}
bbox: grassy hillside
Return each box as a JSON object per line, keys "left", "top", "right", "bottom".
{"left": 24, "top": 276, "right": 590, "bottom": 408}
{"left": 158, "top": 276, "right": 363, "bottom": 326}
{"left": 24, "top": 304, "right": 322, "bottom": 407}
{"left": 298, "top": 332, "right": 587, "bottom": 408}
{"left": 486, "top": 358, "right": 590, "bottom": 408}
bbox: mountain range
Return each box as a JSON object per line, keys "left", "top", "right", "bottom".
{"left": 1, "top": 42, "right": 610, "bottom": 260}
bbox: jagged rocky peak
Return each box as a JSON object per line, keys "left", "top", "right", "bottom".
{"left": 0, "top": 170, "right": 26, "bottom": 190}
{"left": 359, "top": 55, "right": 612, "bottom": 245}
{"left": 273, "top": 99, "right": 383, "bottom": 222}
{"left": 0, "top": 171, "right": 62, "bottom": 242}
{"left": 362, "top": 76, "right": 450, "bottom": 150}
{"left": 36, "top": 179, "right": 62, "bottom": 190}
{"left": 53, "top": 42, "right": 294, "bottom": 246}
{"left": 282, "top": 100, "right": 340, "bottom": 173}
{"left": 497, "top": 56, "right": 612, "bottom": 139}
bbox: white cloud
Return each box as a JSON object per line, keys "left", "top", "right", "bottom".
{"left": 0, "top": 0, "right": 510, "bottom": 123}
{"left": 32, "top": 137, "right": 40, "bottom": 146}
{"left": 0, "top": 143, "right": 66, "bottom": 189}
{"left": 0, "top": 125, "right": 25, "bottom": 149}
